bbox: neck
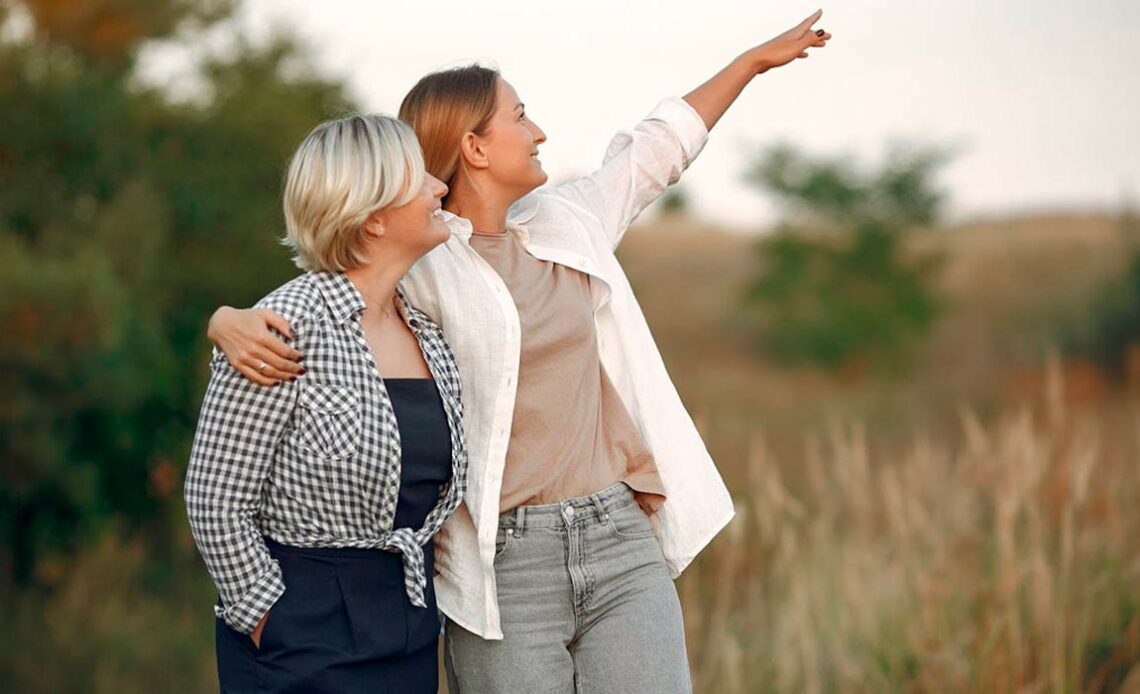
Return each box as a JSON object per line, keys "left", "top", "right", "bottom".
{"left": 343, "top": 246, "right": 416, "bottom": 320}
{"left": 444, "top": 175, "right": 514, "bottom": 236}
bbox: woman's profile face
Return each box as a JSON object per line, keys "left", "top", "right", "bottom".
{"left": 371, "top": 172, "right": 450, "bottom": 256}
{"left": 478, "top": 78, "right": 548, "bottom": 199}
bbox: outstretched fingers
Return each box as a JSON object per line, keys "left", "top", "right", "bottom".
{"left": 796, "top": 9, "right": 823, "bottom": 34}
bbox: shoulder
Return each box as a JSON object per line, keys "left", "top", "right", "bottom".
{"left": 253, "top": 274, "right": 323, "bottom": 330}
{"left": 403, "top": 300, "right": 444, "bottom": 336}
{"left": 510, "top": 186, "right": 596, "bottom": 228}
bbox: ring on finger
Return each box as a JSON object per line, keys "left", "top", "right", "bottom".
{"left": 257, "top": 362, "right": 270, "bottom": 374}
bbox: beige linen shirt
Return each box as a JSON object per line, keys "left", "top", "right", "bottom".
{"left": 468, "top": 230, "right": 665, "bottom": 514}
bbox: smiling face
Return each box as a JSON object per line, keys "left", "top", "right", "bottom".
{"left": 368, "top": 172, "right": 450, "bottom": 257}
{"left": 476, "top": 78, "right": 548, "bottom": 201}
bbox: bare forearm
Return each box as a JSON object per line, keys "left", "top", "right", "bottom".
{"left": 683, "top": 10, "right": 831, "bottom": 132}
{"left": 683, "top": 54, "right": 762, "bottom": 131}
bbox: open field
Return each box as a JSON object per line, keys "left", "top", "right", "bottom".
{"left": 4, "top": 212, "right": 1138, "bottom": 692}
{"left": 621, "top": 212, "right": 1140, "bottom": 691}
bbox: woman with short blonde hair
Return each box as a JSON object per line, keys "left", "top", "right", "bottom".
{"left": 185, "top": 113, "right": 466, "bottom": 693}
{"left": 283, "top": 114, "right": 426, "bottom": 272}
{"left": 210, "top": 12, "right": 832, "bottom": 692}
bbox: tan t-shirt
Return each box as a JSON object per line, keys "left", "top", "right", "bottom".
{"left": 469, "top": 230, "right": 666, "bottom": 514}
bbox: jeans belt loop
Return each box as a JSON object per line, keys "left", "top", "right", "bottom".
{"left": 590, "top": 492, "right": 609, "bottom": 524}
{"left": 514, "top": 505, "right": 526, "bottom": 539}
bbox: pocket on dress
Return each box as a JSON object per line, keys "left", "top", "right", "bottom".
{"left": 293, "top": 383, "right": 361, "bottom": 460}
{"left": 257, "top": 565, "right": 353, "bottom": 659}
{"left": 337, "top": 569, "right": 415, "bottom": 658}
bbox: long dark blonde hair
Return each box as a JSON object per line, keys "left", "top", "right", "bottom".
{"left": 398, "top": 65, "right": 499, "bottom": 193}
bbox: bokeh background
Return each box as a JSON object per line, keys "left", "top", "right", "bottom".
{"left": 2, "top": 0, "right": 1139, "bottom": 691}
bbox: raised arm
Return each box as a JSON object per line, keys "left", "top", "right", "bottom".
{"left": 550, "top": 10, "right": 831, "bottom": 248}
{"left": 683, "top": 9, "right": 830, "bottom": 131}
{"left": 208, "top": 306, "right": 304, "bottom": 386}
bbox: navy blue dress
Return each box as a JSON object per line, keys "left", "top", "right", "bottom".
{"left": 215, "top": 378, "right": 454, "bottom": 693}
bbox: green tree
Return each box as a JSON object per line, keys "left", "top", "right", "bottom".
{"left": 658, "top": 186, "right": 690, "bottom": 216}
{"left": 1066, "top": 203, "right": 1140, "bottom": 376}
{"left": 742, "top": 143, "right": 949, "bottom": 373}
{"left": 0, "top": 0, "right": 355, "bottom": 582}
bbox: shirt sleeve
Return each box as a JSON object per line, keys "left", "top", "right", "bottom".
{"left": 552, "top": 96, "right": 709, "bottom": 249}
{"left": 183, "top": 347, "right": 297, "bottom": 633}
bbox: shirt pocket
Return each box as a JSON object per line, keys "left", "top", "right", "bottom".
{"left": 293, "top": 383, "right": 362, "bottom": 461}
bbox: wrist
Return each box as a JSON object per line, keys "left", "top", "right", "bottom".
{"left": 741, "top": 48, "right": 771, "bottom": 75}
{"left": 207, "top": 306, "right": 234, "bottom": 342}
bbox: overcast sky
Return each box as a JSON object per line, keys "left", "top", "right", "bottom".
{"left": 144, "top": 0, "right": 1140, "bottom": 230}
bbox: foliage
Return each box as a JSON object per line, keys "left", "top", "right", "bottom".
{"left": 742, "top": 143, "right": 949, "bottom": 373}
{"left": 658, "top": 186, "right": 689, "bottom": 215}
{"left": 1065, "top": 207, "right": 1140, "bottom": 375}
{"left": 0, "top": 0, "right": 355, "bottom": 583}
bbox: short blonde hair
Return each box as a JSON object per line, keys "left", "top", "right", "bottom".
{"left": 282, "top": 113, "right": 425, "bottom": 272}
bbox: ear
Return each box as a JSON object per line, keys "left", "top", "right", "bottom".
{"left": 459, "top": 131, "right": 490, "bottom": 171}
{"left": 363, "top": 211, "right": 386, "bottom": 238}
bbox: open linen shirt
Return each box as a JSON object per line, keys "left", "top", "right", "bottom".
{"left": 400, "top": 96, "right": 735, "bottom": 640}
{"left": 184, "top": 272, "right": 467, "bottom": 634}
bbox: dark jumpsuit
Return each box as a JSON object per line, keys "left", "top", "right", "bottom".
{"left": 215, "top": 378, "right": 454, "bottom": 693}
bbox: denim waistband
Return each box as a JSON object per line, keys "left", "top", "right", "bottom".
{"left": 498, "top": 482, "right": 637, "bottom": 530}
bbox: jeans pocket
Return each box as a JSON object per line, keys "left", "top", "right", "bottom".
{"left": 493, "top": 526, "right": 517, "bottom": 561}
{"left": 605, "top": 504, "right": 657, "bottom": 541}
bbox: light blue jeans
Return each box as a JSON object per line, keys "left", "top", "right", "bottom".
{"left": 444, "top": 483, "right": 692, "bottom": 693}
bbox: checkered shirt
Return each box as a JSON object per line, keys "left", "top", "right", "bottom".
{"left": 184, "top": 271, "right": 467, "bottom": 634}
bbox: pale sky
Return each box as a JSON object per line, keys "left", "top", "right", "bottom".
{"left": 145, "top": 0, "right": 1140, "bottom": 230}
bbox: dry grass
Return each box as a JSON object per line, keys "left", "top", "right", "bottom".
{"left": 678, "top": 357, "right": 1140, "bottom": 692}
{"left": 620, "top": 211, "right": 1140, "bottom": 691}
{"left": 5, "top": 211, "right": 1138, "bottom": 692}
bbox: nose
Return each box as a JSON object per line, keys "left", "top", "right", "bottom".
{"left": 530, "top": 121, "right": 547, "bottom": 145}
{"left": 428, "top": 173, "right": 448, "bottom": 199}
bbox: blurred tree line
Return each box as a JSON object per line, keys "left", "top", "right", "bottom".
{"left": 742, "top": 143, "right": 950, "bottom": 375}
{"left": 741, "top": 144, "right": 1140, "bottom": 383}
{"left": 0, "top": 1, "right": 352, "bottom": 686}
{"left": 1066, "top": 203, "right": 1140, "bottom": 377}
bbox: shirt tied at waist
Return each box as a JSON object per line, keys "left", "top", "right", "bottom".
{"left": 381, "top": 527, "right": 429, "bottom": 608}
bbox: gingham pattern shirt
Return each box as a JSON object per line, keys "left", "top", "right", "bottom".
{"left": 184, "top": 272, "right": 467, "bottom": 634}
